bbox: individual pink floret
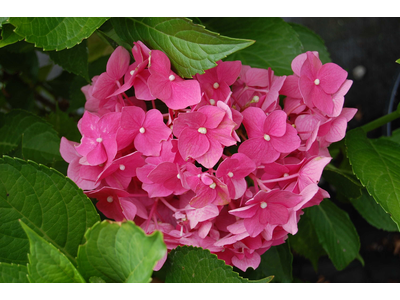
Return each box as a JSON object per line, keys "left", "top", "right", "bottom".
{"left": 147, "top": 50, "right": 201, "bottom": 110}
{"left": 117, "top": 106, "right": 172, "bottom": 156}
{"left": 173, "top": 104, "right": 237, "bottom": 168}
{"left": 238, "top": 107, "right": 300, "bottom": 165}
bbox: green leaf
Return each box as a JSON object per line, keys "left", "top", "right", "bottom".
{"left": 322, "top": 163, "right": 363, "bottom": 199}
{"left": 89, "top": 276, "right": 106, "bottom": 283}
{"left": 0, "top": 156, "right": 100, "bottom": 265}
{"left": 0, "top": 109, "right": 62, "bottom": 165}
{"left": 396, "top": 58, "right": 400, "bottom": 64}
{"left": 289, "top": 213, "right": 326, "bottom": 271}
{"left": 203, "top": 17, "right": 303, "bottom": 76}
{"left": 346, "top": 127, "right": 400, "bottom": 230}
{"left": 45, "top": 106, "right": 81, "bottom": 143}
{"left": 111, "top": 17, "right": 254, "bottom": 78}
{"left": 20, "top": 221, "right": 85, "bottom": 283}
{"left": 307, "top": 199, "right": 360, "bottom": 270}
{"left": 164, "top": 246, "right": 273, "bottom": 283}
{"left": 288, "top": 22, "right": 331, "bottom": 64}
{"left": 47, "top": 40, "right": 89, "bottom": 81}
{"left": 240, "top": 243, "right": 293, "bottom": 283}
{"left": 350, "top": 189, "right": 399, "bottom": 232}
{"left": 9, "top": 17, "right": 109, "bottom": 51}
{"left": 0, "top": 18, "right": 9, "bottom": 27}
{"left": 0, "top": 24, "right": 24, "bottom": 48}
{"left": 0, "top": 262, "right": 29, "bottom": 283}
{"left": 77, "top": 220, "right": 166, "bottom": 283}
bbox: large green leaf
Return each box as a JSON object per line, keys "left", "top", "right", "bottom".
{"left": 47, "top": 40, "right": 89, "bottom": 81}
{"left": 350, "top": 189, "right": 399, "bottom": 232}
{"left": 0, "top": 23, "right": 24, "bottom": 48}
{"left": 322, "top": 163, "right": 363, "bottom": 200}
{"left": 203, "top": 17, "right": 303, "bottom": 76}
{"left": 289, "top": 213, "right": 326, "bottom": 271}
{"left": 0, "top": 262, "right": 29, "bottom": 283}
{"left": 77, "top": 220, "right": 166, "bottom": 283}
{"left": 20, "top": 221, "right": 85, "bottom": 283}
{"left": 346, "top": 127, "right": 400, "bottom": 230}
{"left": 0, "top": 156, "right": 100, "bottom": 265}
{"left": 110, "top": 17, "right": 254, "bottom": 78}
{"left": 239, "top": 243, "right": 293, "bottom": 283}
{"left": 307, "top": 199, "right": 360, "bottom": 270}
{"left": 9, "top": 17, "right": 109, "bottom": 51}
{"left": 288, "top": 22, "right": 331, "bottom": 64}
{"left": 0, "top": 109, "right": 62, "bottom": 165}
{"left": 164, "top": 246, "right": 273, "bottom": 283}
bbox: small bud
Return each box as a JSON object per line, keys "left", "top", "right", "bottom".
{"left": 209, "top": 99, "right": 215, "bottom": 105}
{"left": 209, "top": 182, "right": 216, "bottom": 189}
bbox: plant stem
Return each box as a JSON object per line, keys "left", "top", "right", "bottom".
{"left": 361, "top": 108, "right": 400, "bottom": 133}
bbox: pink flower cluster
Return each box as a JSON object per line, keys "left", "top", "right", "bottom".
{"left": 60, "top": 42, "right": 356, "bottom": 272}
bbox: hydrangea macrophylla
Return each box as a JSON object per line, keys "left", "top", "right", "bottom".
{"left": 60, "top": 42, "right": 356, "bottom": 272}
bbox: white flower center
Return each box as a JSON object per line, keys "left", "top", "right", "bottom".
{"left": 314, "top": 78, "right": 320, "bottom": 85}
{"left": 252, "top": 95, "right": 260, "bottom": 103}
{"left": 209, "top": 182, "right": 216, "bottom": 189}
{"left": 169, "top": 74, "right": 176, "bottom": 81}
{"left": 177, "top": 174, "right": 181, "bottom": 179}
{"left": 96, "top": 137, "right": 103, "bottom": 143}
{"left": 227, "top": 172, "right": 234, "bottom": 178}
{"left": 264, "top": 134, "right": 271, "bottom": 141}
{"left": 119, "top": 164, "right": 125, "bottom": 171}
{"left": 107, "top": 196, "right": 113, "bottom": 203}
{"left": 213, "top": 82, "right": 220, "bottom": 89}
{"left": 198, "top": 127, "right": 207, "bottom": 134}
{"left": 283, "top": 173, "right": 289, "bottom": 177}
{"left": 139, "top": 127, "right": 146, "bottom": 134}
{"left": 130, "top": 69, "right": 135, "bottom": 76}
{"left": 260, "top": 202, "right": 268, "bottom": 209}
{"left": 209, "top": 99, "right": 215, "bottom": 105}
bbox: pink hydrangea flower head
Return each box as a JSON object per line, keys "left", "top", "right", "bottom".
{"left": 147, "top": 50, "right": 201, "bottom": 109}
{"left": 189, "top": 173, "right": 230, "bottom": 208}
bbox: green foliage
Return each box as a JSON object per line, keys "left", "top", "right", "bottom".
{"left": 350, "top": 189, "right": 399, "bottom": 232}
{"left": 0, "top": 110, "right": 62, "bottom": 165}
{"left": 110, "top": 17, "right": 254, "bottom": 78}
{"left": 0, "top": 262, "right": 29, "bottom": 283}
{"left": 0, "top": 24, "right": 24, "bottom": 48}
{"left": 346, "top": 128, "right": 400, "bottom": 230}
{"left": 20, "top": 221, "right": 85, "bottom": 283}
{"left": 77, "top": 220, "right": 166, "bottom": 283}
{"left": 164, "top": 246, "right": 273, "bottom": 283}
{"left": 9, "top": 17, "right": 109, "bottom": 51}
{"left": 203, "top": 17, "right": 303, "bottom": 76}
{"left": 240, "top": 243, "right": 293, "bottom": 283}
{"left": 289, "top": 214, "right": 326, "bottom": 271}
{"left": 307, "top": 199, "right": 361, "bottom": 270}
{"left": 0, "top": 156, "right": 100, "bottom": 265}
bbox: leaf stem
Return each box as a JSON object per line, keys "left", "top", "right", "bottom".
{"left": 361, "top": 103, "right": 400, "bottom": 133}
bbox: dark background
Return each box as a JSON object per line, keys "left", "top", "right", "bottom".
{"left": 284, "top": 17, "right": 400, "bottom": 283}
